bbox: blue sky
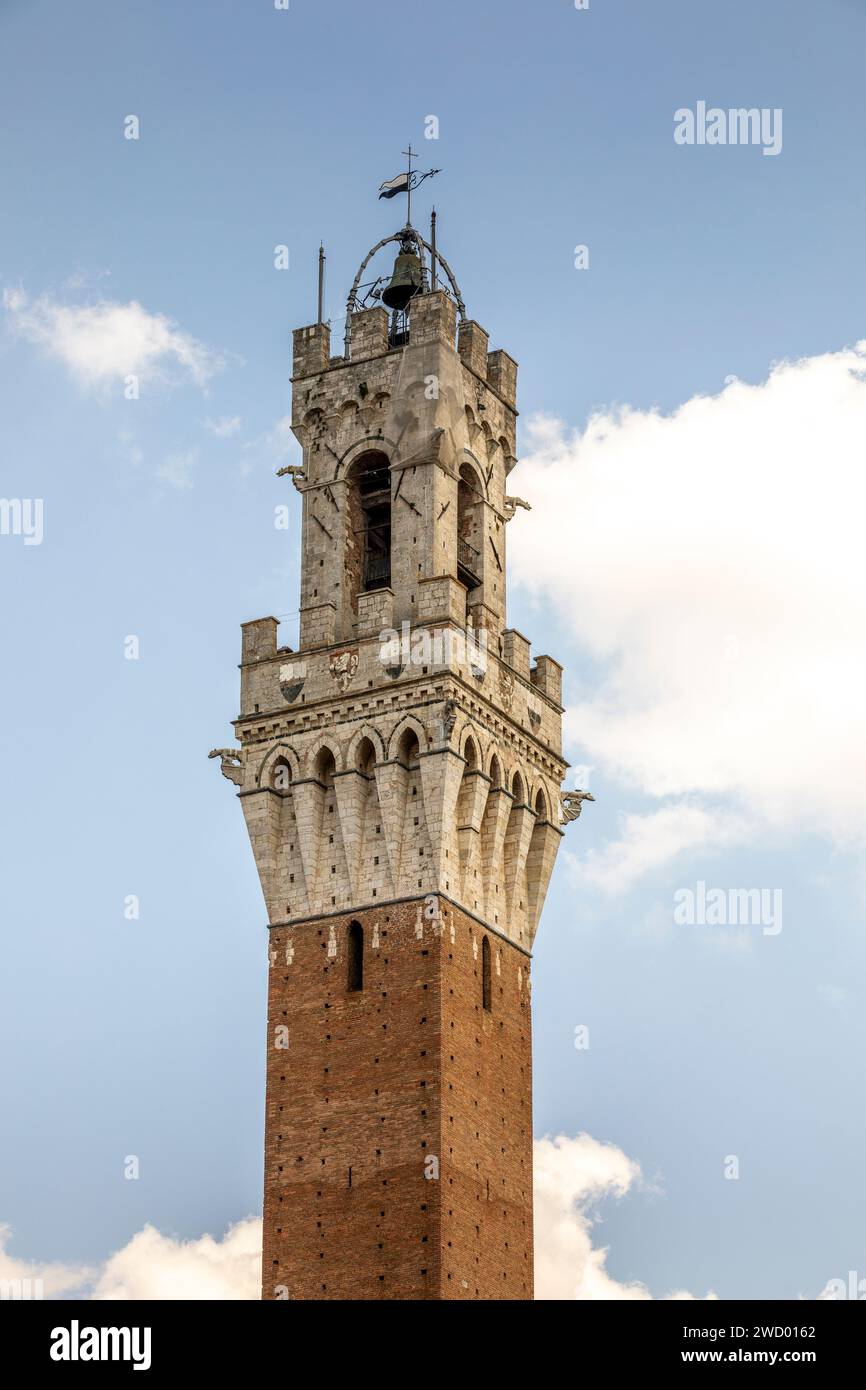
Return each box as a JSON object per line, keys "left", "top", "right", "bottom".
{"left": 2, "top": 0, "right": 865, "bottom": 1299}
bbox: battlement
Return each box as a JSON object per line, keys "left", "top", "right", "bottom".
{"left": 292, "top": 291, "right": 517, "bottom": 409}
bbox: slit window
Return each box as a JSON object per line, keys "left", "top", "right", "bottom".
{"left": 348, "top": 921, "right": 364, "bottom": 993}
{"left": 482, "top": 936, "right": 492, "bottom": 1012}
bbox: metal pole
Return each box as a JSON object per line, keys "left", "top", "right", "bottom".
{"left": 430, "top": 208, "right": 437, "bottom": 292}
{"left": 317, "top": 244, "right": 325, "bottom": 325}
{"left": 403, "top": 142, "right": 415, "bottom": 227}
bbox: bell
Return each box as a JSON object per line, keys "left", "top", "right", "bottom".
{"left": 381, "top": 242, "right": 424, "bottom": 311}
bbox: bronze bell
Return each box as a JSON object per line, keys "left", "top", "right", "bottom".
{"left": 381, "top": 240, "right": 424, "bottom": 311}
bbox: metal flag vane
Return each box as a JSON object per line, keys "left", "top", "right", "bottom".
{"left": 378, "top": 143, "right": 440, "bottom": 226}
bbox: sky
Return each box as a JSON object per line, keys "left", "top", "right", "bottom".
{"left": 2, "top": 0, "right": 865, "bottom": 1301}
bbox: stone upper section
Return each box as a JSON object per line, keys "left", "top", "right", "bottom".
{"left": 289, "top": 291, "right": 519, "bottom": 650}
{"left": 220, "top": 274, "right": 570, "bottom": 950}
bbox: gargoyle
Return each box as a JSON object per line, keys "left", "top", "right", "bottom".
{"left": 208, "top": 747, "right": 245, "bottom": 787}
{"left": 276, "top": 464, "right": 306, "bottom": 492}
{"left": 504, "top": 495, "right": 531, "bottom": 521}
{"left": 561, "top": 789, "right": 595, "bottom": 823}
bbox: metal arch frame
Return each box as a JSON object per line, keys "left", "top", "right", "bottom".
{"left": 344, "top": 229, "right": 465, "bottom": 356}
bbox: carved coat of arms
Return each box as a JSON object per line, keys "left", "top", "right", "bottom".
{"left": 329, "top": 648, "right": 359, "bottom": 692}
{"left": 279, "top": 660, "right": 306, "bottom": 703}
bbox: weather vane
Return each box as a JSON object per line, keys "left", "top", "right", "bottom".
{"left": 378, "top": 144, "right": 440, "bottom": 226}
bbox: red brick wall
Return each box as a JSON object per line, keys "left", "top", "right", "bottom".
{"left": 262, "top": 897, "right": 533, "bottom": 1300}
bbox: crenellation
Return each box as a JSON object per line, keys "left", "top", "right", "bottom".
{"left": 457, "top": 319, "right": 490, "bottom": 377}
{"left": 485, "top": 348, "right": 518, "bottom": 409}
{"left": 292, "top": 322, "right": 331, "bottom": 379}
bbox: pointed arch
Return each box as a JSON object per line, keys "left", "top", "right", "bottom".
{"left": 387, "top": 714, "right": 427, "bottom": 762}
{"left": 395, "top": 725, "right": 421, "bottom": 768}
{"left": 334, "top": 436, "right": 397, "bottom": 481}
{"left": 461, "top": 732, "right": 479, "bottom": 771}
{"left": 346, "top": 450, "right": 392, "bottom": 597}
{"left": 271, "top": 756, "right": 293, "bottom": 795}
{"left": 457, "top": 461, "right": 484, "bottom": 592}
{"left": 257, "top": 743, "right": 302, "bottom": 789}
{"left": 304, "top": 737, "right": 343, "bottom": 779}
{"left": 314, "top": 745, "right": 337, "bottom": 786}
{"left": 345, "top": 726, "right": 387, "bottom": 771}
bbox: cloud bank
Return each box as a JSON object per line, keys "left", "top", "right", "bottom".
{"left": 90, "top": 1219, "right": 261, "bottom": 1301}
{"left": 510, "top": 342, "right": 866, "bottom": 886}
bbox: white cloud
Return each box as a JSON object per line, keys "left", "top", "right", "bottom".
{"left": 0, "top": 1218, "right": 259, "bottom": 1301}
{"left": 534, "top": 1134, "right": 716, "bottom": 1300}
{"left": 566, "top": 803, "right": 753, "bottom": 895}
{"left": 3, "top": 288, "right": 223, "bottom": 389}
{"left": 91, "top": 1219, "right": 261, "bottom": 1301}
{"left": 510, "top": 343, "right": 866, "bottom": 884}
{"left": 0, "top": 1223, "right": 92, "bottom": 1298}
{"left": 157, "top": 448, "right": 197, "bottom": 492}
{"left": 204, "top": 415, "right": 242, "bottom": 438}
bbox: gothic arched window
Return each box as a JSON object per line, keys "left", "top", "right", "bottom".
{"left": 457, "top": 463, "right": 483, "bottom": 591}
{"left": 482, "top": 935, "right": 491, "bottom": 1012}
{"left": 347, "top": 452, "right": 391, "bottom": 599}
{"left": 347, "top": 921, "right": 364, "bottom": 993}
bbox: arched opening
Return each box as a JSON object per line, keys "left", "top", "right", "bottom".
{"left": 457, "top": 463, "right": 483, "bottom": 591}
{"left": 463, "top": 736, "right": 478, "bottom": 773}
{"left": 396, "top": 727, "right": 420, "bottom": 768}
{"left": 479, "top": 754, "right": 505, "bottom": 914}
{"left": 355, "top": 736, "right": 376, "bottom": 775}
{"left": 347, "top": 921, "right": 364, "bottom": 992}
{"left": 456, "top": 736, "right": 481, "bottom": 884}
{"left": 481, "top": 935, "right": 492, "bottom": 1012}
{"left": 347, "top": 451, "right": 391, "bottom": 600}
{"left": 271, "top": 757, "right": 292, "bottom": 794}
{"left": 315, "top": 747, "right": 336, "bottom": 787}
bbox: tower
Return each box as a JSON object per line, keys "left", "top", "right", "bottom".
{"left": 213, "top": 210, "right": 584, "bottom": 1300}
